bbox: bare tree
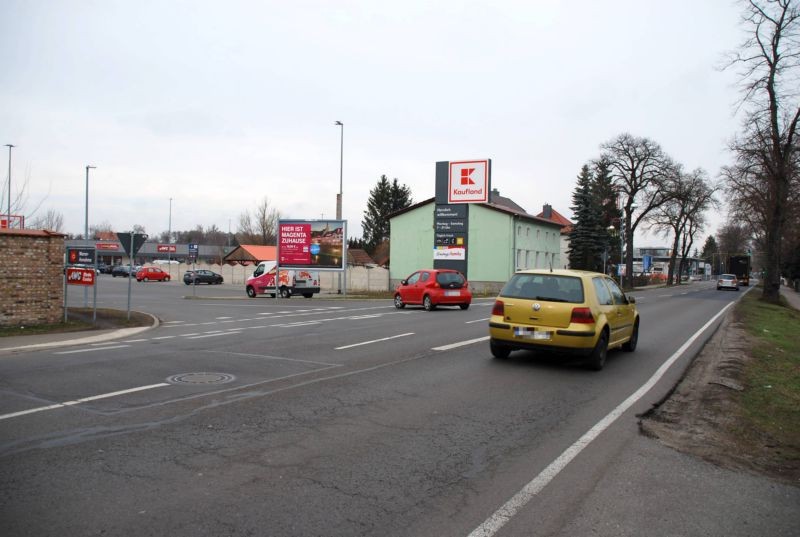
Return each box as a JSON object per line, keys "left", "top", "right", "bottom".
{"left": 600, "top": 133, "right": 676, "bottom": 288}
{"left": 27, "top": 208, "right": 65, "bottom": 232}
{"left": 237, "top": 196, "right": 280, "bottom": 245}
{"left": 647, "top": 168, "right": 719, "bottom": 285}
{"left": 724, "top": 0, "right": 800, "bottom": 302}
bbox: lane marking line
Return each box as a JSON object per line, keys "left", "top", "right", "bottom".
{"left": 465, "top": 301, "right": 736, "bottom": 537}
{"left": 0, "top": 383, "right": 170, "bottom": 421}
{"left": 186, "top": 332, "right": 236, "bottom": 340}
{"left": 54, "top": 345, "right": 130, "bottom": 355}
{"left": 335, "top": 333, "right": 414, "bottom": 350}
{"left": 466, "top": 318, "right": 490, "bottom": 324}
{"left": 433, "top": 336, "right": 489, "bottom": 351}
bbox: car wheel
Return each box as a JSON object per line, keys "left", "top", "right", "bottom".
{"left": 459, "top": 303, "right": 470, "bottom": 310}
{"left": 490, "top": 340, "right": 511, "bottom": 359}
{"left": 587, "top": 330, "right": 609, "bottom": 371}
{"left": 246, "top": 286, "right": 256, "bottom": 298}
{"left": 622, "top": 318, "right": 639, "bottom": 352}
{"left": 423, "top": 295, "right": 435, "bottom": 311}
{"left": 185, "top": 280, "right": 191, "bottom": 285}
{"left": 394, "top": 294, "right": 405, "bottom": 309}
{"left": 302, "top": 293, "right": 313, "bottom": 298}
{"left": 164, "top": 276, "right": 170, "bottom": 282}
{"left": 717, "top": 286, "right": 721, "bottom": 290}
{"left": 143, "top": 277, "right": 149, "bottom": 282}
{"left": 280, "top": 287, "right": 291, "bottom": 298}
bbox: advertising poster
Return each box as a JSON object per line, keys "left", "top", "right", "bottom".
{"left": 279, "top": 220, "right": 346, "bottom": 270}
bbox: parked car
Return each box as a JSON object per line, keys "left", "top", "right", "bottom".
{"left": 488, "top": 269, "right": 639, "bottom": 370}
{"left": 716, "top": 273, "right": 739, "bottom": 291}
{"left": 393, "top": 269, "right": 472, "bottom": 311}
{"left": 136, "top": 266, "right": 171, "bottom": 282}
{"left": 111, "top": 265, "right": 134, "bottom": 277}
{"left": 97, "top": 262, "right": 112, "bottom": 274}
{"left": 184, "top": 269, "right": 224, "bottom": 285}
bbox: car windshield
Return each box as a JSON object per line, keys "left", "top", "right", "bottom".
{"left": 500, "top": 273, "right": 585, "bottom": 303}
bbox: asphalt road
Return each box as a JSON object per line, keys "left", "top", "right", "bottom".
{"left": 1, "top": 277, "right": 796, "bottom": 536}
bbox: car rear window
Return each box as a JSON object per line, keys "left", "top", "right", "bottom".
{"left": 436, "top": 272, "right": 465, "bottom": 288}
{"left": 500, "top": 274, "right": 584, "bottom": 303}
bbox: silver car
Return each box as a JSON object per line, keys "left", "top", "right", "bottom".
{"left": 717, "top": 274, "right": 739, "bottom": 291}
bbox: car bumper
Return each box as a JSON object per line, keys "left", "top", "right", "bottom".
{"left": 489, "top": 319, "right": 598, "bottom": 355}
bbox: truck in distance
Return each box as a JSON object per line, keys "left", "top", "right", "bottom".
{"left": 728, "top": 254, "right": 751, "bottom": 286}
{"left": 245, "top": 261, "right": 320, "bottom": 298}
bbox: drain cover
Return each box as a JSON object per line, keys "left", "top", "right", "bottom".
{"left": 167, "top": 372, "right": 236, "bottom": 385}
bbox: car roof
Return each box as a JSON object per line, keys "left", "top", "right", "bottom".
{"left": 512, "top": 268, "right": 604, "bottom": 278}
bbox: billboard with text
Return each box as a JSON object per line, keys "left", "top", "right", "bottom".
{"left": 278, "top": 220, "right": 346, "bottom": 270}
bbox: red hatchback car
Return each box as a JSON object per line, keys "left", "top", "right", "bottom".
{"left": 394, "top": 269, "right": 472, "bottom": 311}
{"left": 135, "top": 266, "right": 171, "bottom": 282}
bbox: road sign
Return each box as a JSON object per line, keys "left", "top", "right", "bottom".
{"left": 188, "top": 243, "right": 199, "bottom": 253}
{"left": 66, "top": 267, "right": 96, "bottom": 286}
{"left": 67, "top": 247, "right": 96, "bottom": 265}
{"left": 117, "top": 232, "right": 148, "bottom": 256}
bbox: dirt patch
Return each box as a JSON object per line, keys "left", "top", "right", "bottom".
{"left": 640, "top": 310, "right": 800, "bottom": 486}
{"left": 64, "top": 308, "right": 154, "bottom": 330}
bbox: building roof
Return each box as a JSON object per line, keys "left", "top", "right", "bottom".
{"left": 535, "top": 205, "right": 573, "bottom": 234}
{"left": 223, "top": 245, "right": 277, "bottom": 264}
{"left": 389, "top": 196, "right": 563, "bottom": 228}
{"left": 347, "top": 248, "right": 376, "bottom": 266}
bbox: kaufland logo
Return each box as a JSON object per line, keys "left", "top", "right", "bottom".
{"left": 448, "top": 160, "right": 489, "bottom": 203}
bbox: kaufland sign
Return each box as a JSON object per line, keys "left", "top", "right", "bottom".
{"left": 448, "top": 160, "right": 489, "bottom": 204}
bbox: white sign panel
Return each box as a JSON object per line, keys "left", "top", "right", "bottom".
{"left": 448, "top": 159, "right": 489, "bottom": 204}
{"left": 433, "top": 246, "right": 466, "bottom": 260}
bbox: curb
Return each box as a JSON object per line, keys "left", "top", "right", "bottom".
{"left": 0, "top": 312, "right": 160, "bottom": 355}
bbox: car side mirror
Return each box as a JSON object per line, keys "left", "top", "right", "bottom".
{"left": 400, "top": 279, "right": 407, "bottom": 286}
{"left": 628, "top": 296, "right": 636, "bottom": 304}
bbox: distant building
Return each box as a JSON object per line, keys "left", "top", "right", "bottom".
{"left": 389, "top": 189, "right": 565, "bottom": 293}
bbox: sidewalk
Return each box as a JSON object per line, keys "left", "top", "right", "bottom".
{"left": 0, "top": 318, "right": 158, "bottom": 355}
{"left": 781, "top": 283, "right": 800, "bottom": 310}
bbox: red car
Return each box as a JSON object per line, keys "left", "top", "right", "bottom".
{"left": 394, "top": 269, "right": 472, "bottom": 311}
{"left": 136, "top": 266, "right": 171, "bottom": 282}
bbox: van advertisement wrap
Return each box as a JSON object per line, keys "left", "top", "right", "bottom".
{"left": 278, "top": 220, "right": 346, "bottom": 270}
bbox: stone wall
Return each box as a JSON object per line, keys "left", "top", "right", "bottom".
{"left": 0, "top": 229, "right": 66, "bottom": 326}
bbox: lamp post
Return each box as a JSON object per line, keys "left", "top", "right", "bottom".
{"left": 5, "top": 144, "right": 14, "bottom": 228}
{"left": 167, "top": 197, "right": 173, "bottom": 267}
{"left": 84, "top": 165, "right": 96, "bottom": 307}
{"left": 335, "top": 120, "right": 344, "bottom": 294}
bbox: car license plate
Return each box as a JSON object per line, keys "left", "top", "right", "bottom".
{"left": 445, "top": 290, "right": 460, "bottom": 297}
{"left": 513, "top": 327, "right": 551, "bottom": 340}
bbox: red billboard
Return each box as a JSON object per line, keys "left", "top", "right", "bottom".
{"left": 157, "top": 244, "right": 177, "bottom": 253}
{"left": 278, "top": 220, "right": 346, "bottom": 270}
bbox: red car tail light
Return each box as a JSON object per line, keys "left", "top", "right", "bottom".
{"left": 492, "top": 300, "right": 505, "bottom": 316}
{"left": 570, "top": 307, "right": 594, "bottom": 324}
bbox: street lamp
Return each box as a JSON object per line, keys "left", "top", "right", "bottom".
{"left": 5, "top": 144, "right": 14, "bottom": 228}
{"left": 84, "top": 165, "right": 96, "bottom": 308}
{"left": 335, "top": 120, "right": 344, "bottom": 294}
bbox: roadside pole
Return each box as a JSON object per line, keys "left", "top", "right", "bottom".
{"left": 127, "top": 231, "right": 133, "bottom": 320}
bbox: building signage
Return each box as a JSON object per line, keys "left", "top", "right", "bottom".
{"left": 278, "top": 220, "right": 346, "bottom": 270}
{"left": 448, "top": 159, "right": 490, "bottom": 204}
{"left": 433, "top": 246, "right": 466, "bottom": 260}
{"left": 67, "top": 247, "right": 96, "bottom": 265}
{"left": 157, "top": 244, "right": 177, "bottom": 253}
{"left": 96, "top": 242, "right": 120, "bottom": 250}
{"left": 66, "top": 267, "right": 96, "bottom": 286}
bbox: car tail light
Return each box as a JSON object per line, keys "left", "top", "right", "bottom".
{"left": 492, "top": 300, "right": 505, "bottom": 316}
{"left": 570, "top": 307, "right": 594, "bottom": 324}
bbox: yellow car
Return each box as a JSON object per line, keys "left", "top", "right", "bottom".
{"left": 489, "top": 269, "right": 639, "bottom": 370}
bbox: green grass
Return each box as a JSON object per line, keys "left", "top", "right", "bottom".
{"left": 736, "top": 291, "right": 800, "bottom": 450}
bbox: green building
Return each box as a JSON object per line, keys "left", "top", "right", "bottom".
{"left": 389, "top": 189, "right": 566, "bottom": 293}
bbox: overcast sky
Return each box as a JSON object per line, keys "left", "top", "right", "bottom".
{"left": 2, "top": 0, "right": 744, "bottom": 246}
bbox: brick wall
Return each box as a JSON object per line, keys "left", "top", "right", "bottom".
{"left": 0, "top": 229, "right": 65, "bottom": 326}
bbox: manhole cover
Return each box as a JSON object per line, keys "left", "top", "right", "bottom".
{"left": 166, "top": 372, "right": 236, "bottom": 385}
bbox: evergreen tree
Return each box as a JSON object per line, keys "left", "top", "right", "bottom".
{"left": 568, "top": 164, "right": 604, "bottom": 271}
{"left": 592, "top": 159, "right": 621, "bottom": 270}
{"left": 361, "top": 175, "right": 413, "bottom": 253}
{"left": 700, "top": 235, "right": 719, "bottom": 274}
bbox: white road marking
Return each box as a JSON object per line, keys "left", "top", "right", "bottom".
{"left": 54, "top": 345, "right": 130, "bottom": 355}
{"left": 465, "top": 302, "right": 736, "bottom": 537}
{"left": 186, "top": 332, "right": 236, "bottom": 339}
{"left": 466, "top": 318, "right": 490, "bottom": 324}
{"left": 432, "top": 336, "right": 489, "bottom": 351}
{"left": 215, "top": 316, "right": 232, "bottom": 320}
{"left": 0, "top": 383, "right": 170, "bottom": 421}
{"left": 121, "top": 339, "right": 148, "bottom": 343}
{"left": 152, "top": 336, "right": 175, "bottom": 340}
{"left": 335, "top": 332, "right": 414, "bottom": 350}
